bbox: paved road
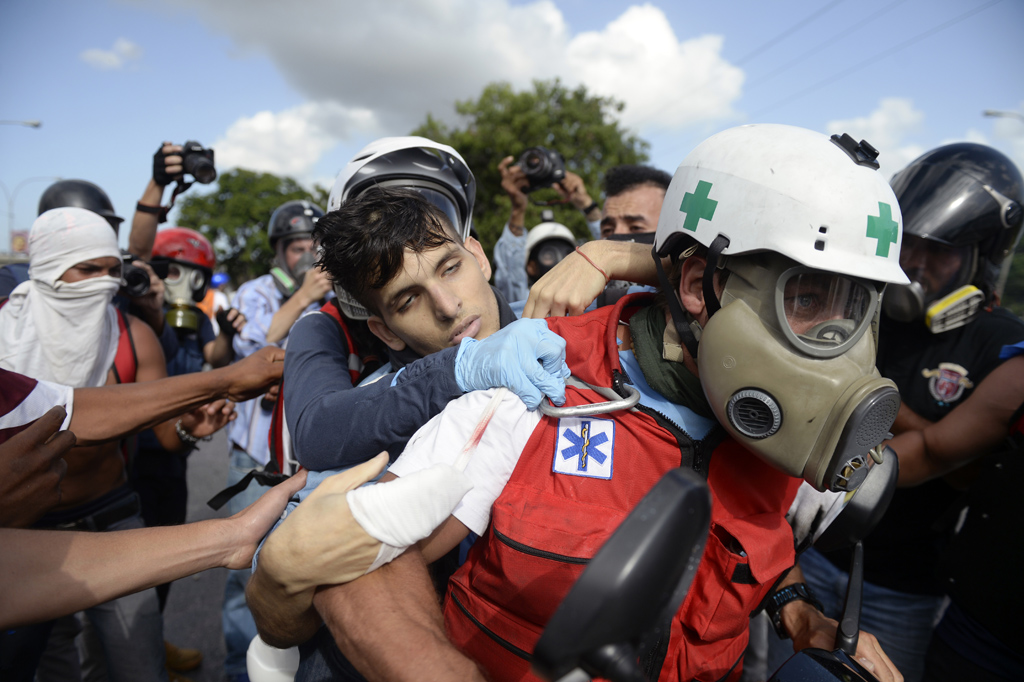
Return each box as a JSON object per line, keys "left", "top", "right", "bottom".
{"left": 162, "top": 429, "right": 236, "bottom": 682}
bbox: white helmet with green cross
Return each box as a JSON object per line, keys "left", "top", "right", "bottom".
{"left": 654, "top": 123, "right": 909, "bottom": 286}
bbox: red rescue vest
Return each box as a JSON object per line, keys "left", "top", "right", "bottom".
{"left": 443, "top": 294, "right": 801, "bottom": 682}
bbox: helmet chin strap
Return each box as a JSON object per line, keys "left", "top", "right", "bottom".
{"left": 653, "top": 247, "right": 701, "bottom": 360}
{"left": 702, "top": 235, "right": 729, "bottom": 317}
{"left": 651, "top": 233, "right": 730, "bottom": 362}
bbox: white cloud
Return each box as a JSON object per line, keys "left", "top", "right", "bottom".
{"left": 213, "top": 102, "right": 381, "bottom": 177}
{"left": 565, "top": 5, "right": 742, "bottom": 130}
{"left": 826, "top": 98, "right": 925, "bottom": 180}
{"left": 155, "top": 1, "right": 744, "bottom": 177}
{"left": 80, "top": 38, "right": 143, "bottom": 70}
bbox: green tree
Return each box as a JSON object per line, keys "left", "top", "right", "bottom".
{"left": 412, "top": 79, "right": 650, "bottom": 258}
{"left": 175, "top": 169, "right": 329, "bottom": 283}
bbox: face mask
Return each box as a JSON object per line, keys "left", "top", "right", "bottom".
{"left": 163, "top": 263, "right": 208, "bottom": 331}
{"left": 882, "top": 237, "right": 977, "bottom": 331}
{"left": 697, "top": 254, "right": 900, "bottom": 492}
{"left": 270, "top": 241, "right": 316, "bottom": 298}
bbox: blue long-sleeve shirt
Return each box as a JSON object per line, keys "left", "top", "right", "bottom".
{"left": 284, "top": 287, "right": 519, "bottom": 472}
{"left": 284, "top": 311, "right": 463, "bottom": 470}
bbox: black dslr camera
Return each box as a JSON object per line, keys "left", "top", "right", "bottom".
{"left": 518, "top": 146, "right": 566, "bottom": 192}
{"left": 154, "top": 141, "right": 217, "bottom": 186}
{"left": 120, "top": 252, "right": 170, "bottom": 298}
{"left": 180, "top": 141, "right": 217, "bottom": 184}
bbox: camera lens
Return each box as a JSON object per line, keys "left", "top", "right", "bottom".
{"left": 522, "top": 149, "right": 550, "bottom": 178}
{"left": 122, "top": 263, "right": 151, "bottom": 297}
{"left": 184, "top": 154, "right": 217, "bottom": 184}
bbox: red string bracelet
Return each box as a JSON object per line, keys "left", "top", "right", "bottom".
{"left": 575, "top": 246, "right": 610, "bottom": 284}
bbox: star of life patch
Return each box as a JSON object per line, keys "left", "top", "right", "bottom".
{"left": 552, "top": 417, "right": 615, "bottom": 480}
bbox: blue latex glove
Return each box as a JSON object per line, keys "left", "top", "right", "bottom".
{"left": 455, "top": 318, "right": 570, "bottom": 410}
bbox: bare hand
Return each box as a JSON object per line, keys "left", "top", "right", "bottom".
{"left": 0, "top": 406, "right": 74, "bottom": 528}
{"left": 223, "top": 347, "right": 285, "bottom": 402}
{"left": 497, "top": 156, "right": 529, "bottom": 212}
{"left": 298, "top": 266, "right": 332, "bottom": 305}
{"left": 522, "top": 244, "right": 608, "bottom": 318}
{"left": 554, "top": 171, "right": 594, "bottom": 212}
{"left": 179, "top": 399, "right": 236, "bottom": 440}
{"left": 786, "top": 603, "right": 903, "bottom": 682}
{"left": 260, "top": 453, "right": 388, "bottom": 592}
{"left": 222, "top": 470, "right": 309, "bottom": 570}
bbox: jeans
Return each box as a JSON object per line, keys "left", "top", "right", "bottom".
{"left": 766, "top": 547, "right": 945, "bottom": 682}
{"left": 223, "top": 447, "right": 268, "bottom": 676}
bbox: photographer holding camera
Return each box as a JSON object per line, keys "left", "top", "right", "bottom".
{"left": 493, "top": 151, "right": 592, "bottom": 303}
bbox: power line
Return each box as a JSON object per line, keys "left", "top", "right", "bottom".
{"left": 751, "top": 0, "right": 1004, "bottom": 118}
{"left": 747, "top": 0, "right": 908, "bottom": 91}
{"left": 735, "top": 0, "right": 846, "bottom": 65}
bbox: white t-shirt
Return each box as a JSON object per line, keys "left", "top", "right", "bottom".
{"left": 387, "top": 388, "right": 541, "bottom": 535}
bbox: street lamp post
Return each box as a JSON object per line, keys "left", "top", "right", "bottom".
{"left": 983, "top": 110, "right": 1024, "bottom": 123}
{"left": 0, "top": 120, "right": 42, "bottom": 128}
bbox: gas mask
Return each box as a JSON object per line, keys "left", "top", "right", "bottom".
{"left": 163, "top": 262, "right": 209, "bottom": 331}
{"left": 270, "top": 243, "right": 316, "bottom": 298}
{"left": 882, "top": 235, "right": 979, "bottom": 333}
{"left": 696, "top": 253, "right": 900, "bottom": 492}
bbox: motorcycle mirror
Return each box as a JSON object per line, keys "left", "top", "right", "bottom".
{"left": 531, "top": 467, "right": 711, "bottom": 682}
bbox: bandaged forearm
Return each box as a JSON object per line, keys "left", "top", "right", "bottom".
{"left": 347, "top": 463, "right": 474, "bottom": 573}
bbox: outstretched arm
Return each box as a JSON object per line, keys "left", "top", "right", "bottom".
{"left": 523, "top": 239, "right": 658, "bottom": 318}
{"left": 0, "top": 471, "right": 307, "bottom": 629}
{"left": 893, "top": 355, "right": 1024, "bottom": 486}
{"left": 70, "top": 346, "right": 284, "bottom": 446}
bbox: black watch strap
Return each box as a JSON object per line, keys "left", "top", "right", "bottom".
{"left": 765, "top": 582, "right": 824, "bottom": 640}
{"left": 581, "top": 201, "right": 600, "bottom": 215}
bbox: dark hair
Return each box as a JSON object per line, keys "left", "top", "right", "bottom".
{"left": 314, "top": 186, "right": 458, "bottom": 315}
{"left": 604, "top": 165, "right": 672, "bottom": 199}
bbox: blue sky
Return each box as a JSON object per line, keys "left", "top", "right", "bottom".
{"left": 2, "top": 0, "right": 1022, "bottom": 250}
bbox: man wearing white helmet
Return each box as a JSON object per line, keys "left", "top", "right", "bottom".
{"left": 257, "top": 125, "right": 906, "bottom": 682}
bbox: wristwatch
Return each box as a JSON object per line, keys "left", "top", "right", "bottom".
{"left": 765, "top": 582, "right": 824, "bottom": 639}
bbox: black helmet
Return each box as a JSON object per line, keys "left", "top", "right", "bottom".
{"left": 38, "top": 179, "right": 124, "bottom": 232}
{"left": 327, "top": 137, "right": 476, "bottom": 241}
{"left": 268, "top": 200, "right": 325, "bottom": 248}
{"left": 884, "top": 143, "right": 1023, "bottom": 329}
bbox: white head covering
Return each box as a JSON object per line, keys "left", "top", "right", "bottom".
{"left": 0, "top": 207, "right": 122, "bottom": 387}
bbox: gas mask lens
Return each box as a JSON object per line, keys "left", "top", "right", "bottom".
{"left": 777, "top": 269, "right": 876, "bottom": 357}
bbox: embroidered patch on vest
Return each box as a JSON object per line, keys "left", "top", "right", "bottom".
{"left": 922, "top": 362, "right": 974, "bottom": 404}
{"left": 552, "top": 417, "right": 615, "bottom": 479}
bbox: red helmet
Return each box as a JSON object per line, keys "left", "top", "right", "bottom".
{"left": 152, "top": 227, "right": 215, "bottom": 270}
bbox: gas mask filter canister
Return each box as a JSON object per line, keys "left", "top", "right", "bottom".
{"left": 697, "top": 254, "right": 900, "bottom": 492}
